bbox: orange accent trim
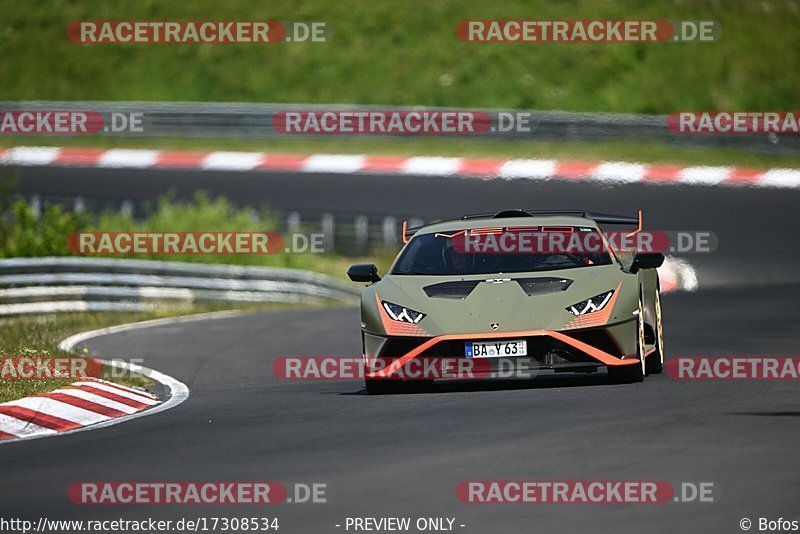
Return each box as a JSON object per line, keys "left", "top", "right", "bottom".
{"left": 402, "top": 220, "right": 409, "bottom": 244}
{"left": 367, "top": 325, "right": 637, "bottom": 379}
{"left": 626, "top": 209, "right": 643, "bottom": 238}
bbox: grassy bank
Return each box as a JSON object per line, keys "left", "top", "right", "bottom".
{"left": 0, "top": 1, "right": 797, "bottom": 112}
{"left": 0, "top": 311, "right": 158, "bottom": 403}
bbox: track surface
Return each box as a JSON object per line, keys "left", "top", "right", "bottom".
{"left": 2, "top": 167, "right": 800, "bottom": 533}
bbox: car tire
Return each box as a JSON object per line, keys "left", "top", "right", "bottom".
{"left": 607, "top": 292, "right": 646, "bottom": 384}
{"left": 645, "top": 287, "right": 664, "bottom": 375}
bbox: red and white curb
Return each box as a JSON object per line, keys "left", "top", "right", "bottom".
{"left": 0, "top": 378, "right": 160, "bottom": 441}
{"left": 1, "top": 146, "right": 799, "bottom": 189}
{"left": 0, "top": 314, "right": 248, "bottom": 444}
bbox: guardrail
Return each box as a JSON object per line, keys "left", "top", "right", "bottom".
{"left": 1, "top": 101, "right": 796, "bottom": 154}
{"left": 0, "top": 257, "right": 360, "bottom": 316}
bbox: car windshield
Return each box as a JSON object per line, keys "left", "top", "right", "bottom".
{"left": 392, "top": 228, "right": 614, "bottom": 275}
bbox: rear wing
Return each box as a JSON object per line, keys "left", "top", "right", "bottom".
{"left": 402, "top": 209, "right": 642, "bottom": 243}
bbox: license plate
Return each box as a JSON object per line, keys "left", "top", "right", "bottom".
{"left": 465, "top": 339, "right": 527, "bottom": 358}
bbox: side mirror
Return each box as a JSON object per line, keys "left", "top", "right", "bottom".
{"left": 630, "top": 252, "right": 665, "bottom": 273}
{"left": 347, "top": 264, "right": 381, "bottom": 283}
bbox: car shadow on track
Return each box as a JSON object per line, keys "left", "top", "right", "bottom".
{"left": 336, "top": 372, "right": 638, "bottom": 395}
{"left": 727, "top": 411, "right": 800, "bottom": 417}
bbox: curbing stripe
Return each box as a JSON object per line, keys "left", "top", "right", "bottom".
{"left": 0, "top": 413, "right": 56, "bottom": 438}
{"left": 201, "top": 151, "right": 264, "bottom": 171}
{"left": 4, "top": 396, "right": 110, "bottom": 426}
{"left": 0, "top": 405, "right": 83, "bottom": 432}
{"left": 302, "top": 154, "right": 366, "bottom": 174}
{"left": 1, "top": 146, "right": 798, "bottom": 189}
{"left": 98, "top": 149, "right": 159, "bottom": 169}
{"left": 83, "top": 376, "right": 158, "bottom": 399}
{"left": 73, "top": 380, "right": 158, "bottom": 403}
{"left": 402, "top": 156, "right": 462, "bottom": 176}
{"left": 47, "top": 391, "right": 130, "bottom": 417}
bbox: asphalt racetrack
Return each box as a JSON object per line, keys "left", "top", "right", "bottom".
{"left": 2, "top": 166, "right": 799, "bottom": 533}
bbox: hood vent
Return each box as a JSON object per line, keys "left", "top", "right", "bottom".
{"left": 424, "top": 277, "right": 572, "bottom": 298}
{"left": 423, "top": 280, "right": 481, "bottom": 299}
{"left": 515, "top": 277, "right": 573, "bottom": 296}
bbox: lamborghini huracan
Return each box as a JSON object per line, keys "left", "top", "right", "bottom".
{"left": 348, "top": 209, "right": 665, "bottom": 393}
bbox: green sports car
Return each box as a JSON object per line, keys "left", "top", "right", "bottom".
{"left": 348, "top": 209, "right": 665, "bottom": 394}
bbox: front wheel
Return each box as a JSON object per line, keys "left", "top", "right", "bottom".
{"left": 645, "top": 287, "right": 665, "bottom": 374}
{"left": 607, "top": 293, "right": 646, "bottom": 383}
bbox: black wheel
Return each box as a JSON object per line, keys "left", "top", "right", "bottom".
{"left": 607, "top": 292, "right": 646, "bottom": 383}
{"left": 645, "top": 287, "right": 664, "bottom": 375}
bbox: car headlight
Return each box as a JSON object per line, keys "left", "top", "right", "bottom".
{"left": 566, "top": 290, "right": 614, "bottom": 316}
{"left": 381, "top": 301, "right": 425, "bottom": 323}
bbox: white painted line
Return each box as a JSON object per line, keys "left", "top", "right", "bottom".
{"left": 98, "top": 149, "right": 159, "bottom": 168}
{"left": 499, "top": 159, "right": 556, "bottom": 180}
{"left": 5, "top": 397, "right": 109, "bottom": 425}
{"left": 59, "top": 310, "right": 246, "bottom": 353}
{"left": 677, "top": 166, "right": 732, "bottom": 185}
{"left": 592, "top": 162, "right": 646, "bottom": 183}
{"left": 0, "top": 413, "right": 56, "bottom": 438}
{"left": 2, "top": 146, "right": 61, "bottom": 166}
{"left": 302, "top": 154, "right": 366, "bottom": 174}
{"left": 402, "top": 156, "right": 462, "bottom": 176}
{"left": 55, "top": 388, "right": 140, "bottom": 414}
{"left": 758, "top": 168, "right": 800, "bottom": 188}
{"left": 201, "top": 151, "right": 264, "bottom": 171}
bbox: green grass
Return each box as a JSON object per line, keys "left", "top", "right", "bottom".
{"left": 0, "top": 1, "right": 797, "bottom": 113}
{"left": 2, "top": 135, "right": 798, "bottom": 169}
{"left": 0, "top": 311, "right": 156, "bottom": 403}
